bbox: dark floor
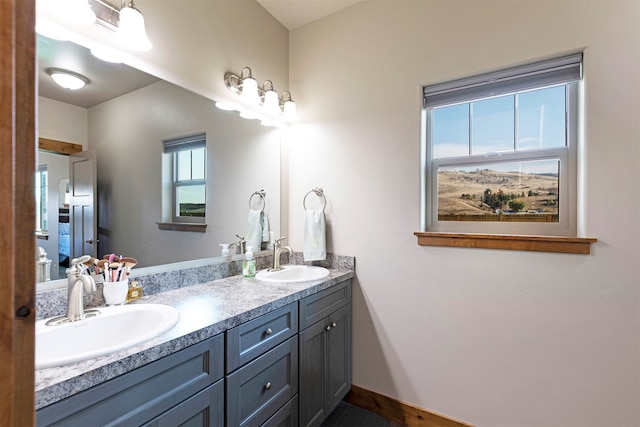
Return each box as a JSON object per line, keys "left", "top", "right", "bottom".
{"left": 320, "top": 401, "right": 406, "bottom": 427}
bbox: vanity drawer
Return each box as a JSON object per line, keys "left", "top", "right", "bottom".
{"left": 226, "top": 302, "right": 298, "bottom": 373}
{"left": 226, "top": 336, "right": 298, "bottom": 427}
{"left": 36, "top": 334, "right": 224, "bottom": 427}
{"left": 262, "top": 396, "right": 298, "bottom": 427}
{"left": 299, "top": 280, "right": 351, "bottom": 330}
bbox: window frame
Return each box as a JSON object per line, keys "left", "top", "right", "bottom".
{"left": 421, "top": 55, "right": 581, "bottom": 238}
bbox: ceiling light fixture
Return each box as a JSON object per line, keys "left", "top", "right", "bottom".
{"left": 47, "top": 68, "right": 90, "bottom": 90}
{"left": 222, "top": 67, "right": 298, "bottom": 122}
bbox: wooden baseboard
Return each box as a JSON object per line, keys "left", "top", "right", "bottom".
{"left": 345, "top": 385, "right": 475, "bottom": 427}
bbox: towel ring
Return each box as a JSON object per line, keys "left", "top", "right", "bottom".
{"left": 249, "top": 190, "right": 266, "bottom": 211}
{"left": 303, "top": 187, "right": 326, "bottom": 211}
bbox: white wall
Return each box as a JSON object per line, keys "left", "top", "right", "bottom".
{"left": 289, "top": 1, "right": 640, "bottom": 426}
{"left": 37, "top": 96, "right": 88, "bottom": 148}
{"left": 89, "top": 80, "right": 281, "bottom": 267}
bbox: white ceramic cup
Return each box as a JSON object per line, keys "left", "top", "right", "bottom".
{"left": 103, "top": 279, "right": 129, "bottom": 305}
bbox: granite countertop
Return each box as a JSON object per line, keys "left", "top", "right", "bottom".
{"left": 36, "top": 268, "right": 354, "bottom": 410}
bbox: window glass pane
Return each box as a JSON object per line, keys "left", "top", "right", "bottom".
{"left": 176, "top": 185, "right": 206, "bottom": 217}
{"left": 191, "top": 147, "right": 205, "bottom": 180}
{"left": 432, "top": 104, "right": 469, "bottom": 159}
{"left": 177, "top": 150, "right": 191, "bottom": 181}
{"left": 517, "top": 86, "right": 566, "bottom": 150}
{"left": 471, "top": 95, "right": 514, "bottom": 155}
{"left": 437, "top": 159, "right": 559, "bottom": 222}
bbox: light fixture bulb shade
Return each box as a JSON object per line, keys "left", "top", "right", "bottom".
{"left": 240, "top": 77, "right": 260, "bottom": 104}
{"left": 116, "top": 6, "right": 152, "bottom": 51}
{"left": 263, "top": 90, "right": 281, "bottom": 114}
{"left": 283, "top": 100, "right": 298, "bottom": 122}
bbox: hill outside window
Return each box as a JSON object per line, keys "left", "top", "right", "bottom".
{"left": 163, "top": 133, "right": 206, "bottom": 224}
{"left": 421, "top": 53, "right": 582, "bottom": 238}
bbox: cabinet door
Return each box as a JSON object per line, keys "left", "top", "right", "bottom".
{"left": 142, "top": 380, "right": 224, "bottom": 427}
{"left": 298, "top": 318, "right": 329, "bottom": 427}
{"left": 327, "top": 304, "right": 352, "bottom": 412}
{"left": 299, "top": 304, "right": 352, "bottom": 427}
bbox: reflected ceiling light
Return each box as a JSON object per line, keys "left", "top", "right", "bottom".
{"left": 115, "top": 0, "right": 152, "bottom": 51}
{"left": 47, "top": 68, "right": 90, "bottom": 90}
{"left": 90, "top": 46, "right": 124, "bottom": 63}
{"left": 35, "top": 18, "right": 72, "bottom": 41}
{"left": 215, "top": 100, "right": 239, "bottom": 111}
{"left": 223, "top": 67, "right": 298, "bottom": 123}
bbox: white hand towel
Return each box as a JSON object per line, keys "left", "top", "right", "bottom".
{"left": 261, "top": 212, "right": 270, "bottom": 244}
{"left": 246, "top": 209, "right": 263, "bottom": 252}
{"left": 303, "top": 209, "right": 326, "bottom": 261}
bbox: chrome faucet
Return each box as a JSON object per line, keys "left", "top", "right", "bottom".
{"left": 65, "top": 256, "right": 98, "bottom": 321}
{"left": 229, "top": 234, "right": 246, "bottom": 254}
{"left": 269, "top": 237, "right": 292, "bottom": 272}
{"left": 46, "top": 256, "right": 99, "bottom": 326}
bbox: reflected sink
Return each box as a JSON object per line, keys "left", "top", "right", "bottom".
{"left": 255, "top": 265, "right": 330, "bottom": 283}
{"left": 36, "top": 304, "right": 180, "bottom": 369}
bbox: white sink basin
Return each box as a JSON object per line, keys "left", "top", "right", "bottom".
{"left": 36, "top": 304, "right": 180, "bottom": 369}
{"left": 255, "top": 265, "right": 330, "bottom": 283}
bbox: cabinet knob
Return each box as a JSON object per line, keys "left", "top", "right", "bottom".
{"left": 265, "top": 328, "right": 272, "bottom": 336}
{"left": 326, "top": 325, "right": 331, "bottom": 331}
{"left": 332, "top": 322, "right": 337, "bottom": 328}
{"left": 265, "top": 382, "right": 272, "bottom": 390}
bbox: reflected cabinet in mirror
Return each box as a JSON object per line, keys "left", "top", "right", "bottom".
{"left": 36, "top": 34, "right": 281, "bottom": 287}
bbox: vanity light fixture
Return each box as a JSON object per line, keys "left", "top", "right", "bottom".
{"left": 281, "top": 91, "right": 299, "bottom": 122}
{"left": 115, "top": 0, "right": 152, "bottom": 51}
{"left": 47, "top": 68, "right": 90, "bottom": 90}
{"left": 222, "top": 67, "right": 299, "bottom": 122}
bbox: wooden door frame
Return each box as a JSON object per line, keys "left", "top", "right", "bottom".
{"left": 0, "top": 0, "right": 36, "bottom": 425}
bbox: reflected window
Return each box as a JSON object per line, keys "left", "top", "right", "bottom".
{"left": 35, "top": 164, "right": 48, "bottom": 233}
{"left": 163, "top": 133, "right": 207, "bottom": 223}
{"left": 423, "top": 53, "right": 582, "bottom": 236}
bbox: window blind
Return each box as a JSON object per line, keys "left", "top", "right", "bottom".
{"left": 163, "top": 132, "right": 206, "bottom": 153}
{"left": 423, "top": 52, "right": 583, "bottom": 109}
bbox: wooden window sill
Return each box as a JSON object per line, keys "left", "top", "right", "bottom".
{"left": 414, "top": 232, "right": 597, "bottom": 254}
{"left": 157, "top": 222, "right": 207, "bottom": 233}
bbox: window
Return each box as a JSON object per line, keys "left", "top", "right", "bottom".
{"left": 421, "top": 53, "right": 582, "bottom": 237}
{"left": 163, "top": 133, "right": 207, "bottom": 224}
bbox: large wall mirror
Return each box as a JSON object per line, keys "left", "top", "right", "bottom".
{"left": 36, "top": 34, "right": 282, "bottom": 288}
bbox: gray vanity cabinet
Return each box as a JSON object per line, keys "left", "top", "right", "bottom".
{"left": 36, "top": 333, "right": 225, "bottom": 427}
{"left": 225, "top": 302, "right": 299, "bottom": 427}
{"left": 298, "top": 280, "right": 352, "bottom": 427}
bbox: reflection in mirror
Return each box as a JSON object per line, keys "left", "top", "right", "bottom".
{"left": 36, "top": 34, "right": 281, "bottom": 288}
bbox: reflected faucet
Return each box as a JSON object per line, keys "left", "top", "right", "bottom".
{"left": 229, "top": 234, "right": 246, "bottom": 255}
{"left": 268, "top": 237, "right": 292, "bottom": 272}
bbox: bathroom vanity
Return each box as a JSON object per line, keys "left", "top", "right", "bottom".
{"left": 35, "top": 266, "right": 353, "bottom": 427}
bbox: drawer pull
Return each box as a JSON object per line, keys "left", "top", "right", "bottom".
{"left": 265, "top": 382, "right": 272, "bottom": 390}
{"left": 265, "top": 328, "right": 273, "bottom": 336}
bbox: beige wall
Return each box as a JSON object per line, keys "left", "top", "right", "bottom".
{"left": 289, "top": 1, "right": 640, "bottom": 426}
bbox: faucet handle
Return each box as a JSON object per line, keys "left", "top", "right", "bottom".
{"left": 274, "top": 236, "right": 287, "bottom": 248}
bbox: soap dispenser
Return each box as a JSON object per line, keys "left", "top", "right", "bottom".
{"left": 242, "top": 246, "right": 256, "bottom": 278}
{"left": 220, "top": 244, "right": 230, "bottom": 257}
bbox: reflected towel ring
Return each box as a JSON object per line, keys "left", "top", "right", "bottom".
{"left": 249, "top": 190, "right": 266, "bottom": 211}
{"left": 303, "top": 187, "right": 326, "bottom": 211}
